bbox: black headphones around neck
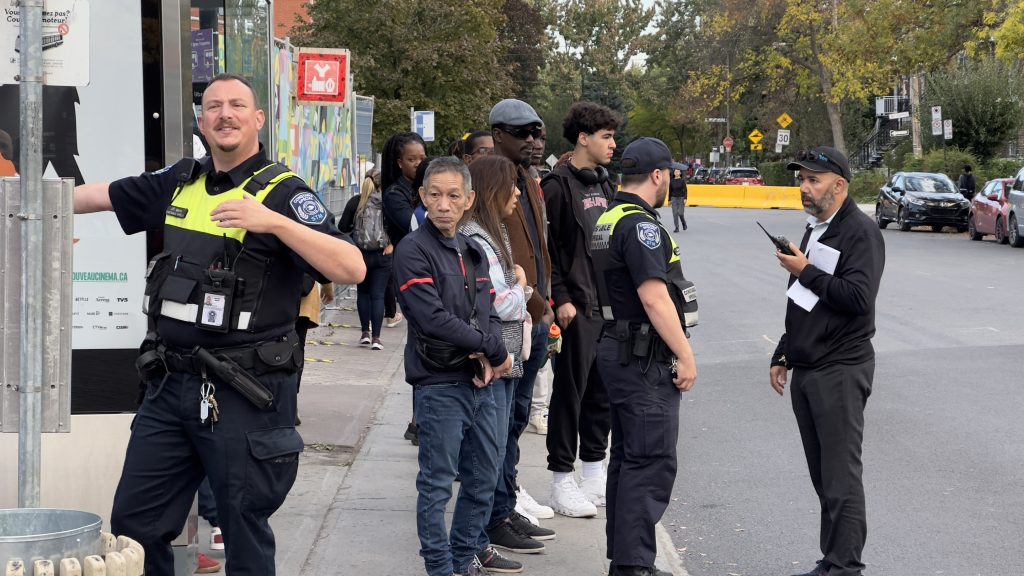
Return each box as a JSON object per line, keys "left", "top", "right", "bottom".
{"left": 567, "top": 160, "right": 609, "bottom": 186}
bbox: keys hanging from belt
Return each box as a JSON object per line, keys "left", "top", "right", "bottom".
{"left": 199, "top": 366, "right": 220, "bottom": 428}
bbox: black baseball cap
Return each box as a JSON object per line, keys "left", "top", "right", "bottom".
{"left": 621, "top": 137, "right": 674, "bottom": 175}
{"left": 787, "top": 146, "right": 852, "bottom": 181}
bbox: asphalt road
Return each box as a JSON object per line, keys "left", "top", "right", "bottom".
{"left": 659, "top": 205, "right": 1024, "bottom": 576}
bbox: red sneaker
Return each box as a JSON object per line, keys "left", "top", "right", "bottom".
{"left": 195, "top": 553, "right": 222, "bottom": 574}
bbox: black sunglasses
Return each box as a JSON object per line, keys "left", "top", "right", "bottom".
{"left": 796, "top": 149, "right": 844, "bottom": 174}
{"left": 497, "top": 124, "right": 543, "bottom": 140}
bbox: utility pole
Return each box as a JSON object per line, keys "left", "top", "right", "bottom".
{"left": 18, "top": 0, "right": 45, "bottom": 508}
{"left": 910, "top": 74, "right": 923, "bottom": 159}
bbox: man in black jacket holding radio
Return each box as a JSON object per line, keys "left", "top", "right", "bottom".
{"left": 769, "top": 147, "right": 885, "bottom": 576}
{"left": 393, "top": 156, "right": 513, "bottom": 576}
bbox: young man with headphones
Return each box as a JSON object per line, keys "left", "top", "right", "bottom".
{"left": 541, "top": 101, "right": 620, "bottom": 517}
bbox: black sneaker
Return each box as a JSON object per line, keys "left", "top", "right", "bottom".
{"left": 404, "top": 422, "right": 419, "bottom": 445}
{"left": 466, "top": 556, "right": 490, "bottom": 576}
{"left": 507, "top": 511, "right": 556, "bottom": 541}
{"left": 476, "top": 546, "right": 523, "bottom": 573}
{"left": 486, "top": 519, "right": 545, "bottom": 554}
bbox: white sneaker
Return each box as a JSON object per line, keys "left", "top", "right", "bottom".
{"left": 527, "top": 411, "right": 548, "bottom": 435}
{"left": 514, "top": 502, "right": 539, "bottom": 526}
{"left": 210, "top": 526, "right": 224, "bottom": 551}
{"left": 579, "top": 473, "right": 607, "bottom": 507}
{"left": 550, "top": 475, "right": 597, "bottom": 518}
{"left": 517, "top": 485, "right": 554, "bottom": 519}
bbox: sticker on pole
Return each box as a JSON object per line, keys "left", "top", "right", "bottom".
{"left": 0, "top": 0, "right": 91, "bottom": 87}
{"left": 296, "top": 48, "right": 350, "bottom": 105}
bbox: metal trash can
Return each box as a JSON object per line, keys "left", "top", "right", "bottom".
{"left": 0, "top": 508, "right": 102, "bottom": 567}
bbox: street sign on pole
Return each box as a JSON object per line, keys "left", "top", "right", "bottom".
{"left": 931, "top": 106, "right": 942, "bottom": 122}
{"left": 412, "top": 110, "right": 435, "bottom": 142}
{"left": 776, "top": 130, "right": 791, "bottom": 146}
{"left": 889, "top": 111, "right": 910, "bottom": 120}
{"left": 777, "top": 113, "right": 793, "bottom": 129}
{"left": 751, "top": 143, "right": 764, "bottom": 151}
{"left": 748, "top": 129, "right": 764, "bottom": 144}
{"left": 775, "top": 142, "right": 783, "bottom": 153}
{"left": 943, "top": 119, "right": 953, "bottom": 140}
{"left": 705, "top": 117, "right": 727, "bottom": 123}
{"left": 931, "top": 106, "right": 943, "bottom": 136}
{"left": 723, "top": 136, "right": 734, "bottom": 152}
{"left": 890, "top": 129, "right": 910, "bottom": 137}
{"left": 545, "top": 154, "right": 558, "bottom": 168}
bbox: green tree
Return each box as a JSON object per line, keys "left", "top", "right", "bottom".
{"left": 921, "top": 60, "right": 1024, "bottom": 161}
{"left": 293, "top": 0, "right": 512, "bottom": 151}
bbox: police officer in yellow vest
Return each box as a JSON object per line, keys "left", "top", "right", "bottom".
{"left": 73, "top": 74, "right": 365, "bottom": 576}
{"left": 590, "top": 137, "right": 698, "bottom": 576}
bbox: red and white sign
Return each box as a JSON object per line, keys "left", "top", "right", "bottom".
{"left": 723, "top": 136, "right": 734, "bottom": 152}
{"left": 296, "top": 48, "right": 350, "bottom": 105}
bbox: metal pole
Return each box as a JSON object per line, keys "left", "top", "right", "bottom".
{"left": 18, "top": 0, "right": 45, "bottom": 509}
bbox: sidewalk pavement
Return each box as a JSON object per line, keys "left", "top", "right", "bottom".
{"left": 198, "top": 298, "right": 688, "bottom": 575}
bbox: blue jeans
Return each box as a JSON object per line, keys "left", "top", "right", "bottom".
{"left": 491, "top": 322, "right": 548, "bottom": 525}
{"left": 416, "top": 382, "right": 499, "bottom": 576}
{"left": 481, "top": 378, "right": 516, "bottom": 541}
{"left": 357, "top": 249, "right": 392, "bottom": 337}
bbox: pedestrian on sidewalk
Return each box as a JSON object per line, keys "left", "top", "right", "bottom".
{"left": 770, "top": 147, "right": 885, "bottom": 576}
{"left": 590, "top": 137, "right": 698, "bottom": 576}
{"left": 72, "top": 73, "right": 366, "bottom": 576}
{"left": 541, "top": 101, "right": 619, "bottom": 518}
{"left": 462, "top": 130, "right": 494, "bottom": 165}
{"left": 464, "top": 156, "right": 557, "bottom": 571}
{"left": 382, "top": 132, "right": 426, "bottom": 329}
{"left": 394, "top": 157, "right": 513, "bottom": 576}
{"left": 339, "top": 168, "right": 392, "bottom": 350}
{"left": 669, "top": 162, "right": 688, "bottom": 232}
{"left": 490, "top": 98, "right": 557, "bottom": 528}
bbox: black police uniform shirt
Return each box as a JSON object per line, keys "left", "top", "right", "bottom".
{"left": 108, "top": 148, "right": 346, "bottom": 348}
{"left": 604, "top": 192, "right": 676, "bottom": 324}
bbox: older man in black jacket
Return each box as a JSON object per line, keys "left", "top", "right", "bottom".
{"left": 394, "top": 157, "right": 513, "bottom": 576}
{"left": 769, "top": 147, "right": 885, "bottom": 576}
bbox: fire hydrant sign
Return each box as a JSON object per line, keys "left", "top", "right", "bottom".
{"left": 1, "top": 0, "right": 91, "bottom": 87}
{"left": 296, "top": 48, "right": 349, "bottom": 105}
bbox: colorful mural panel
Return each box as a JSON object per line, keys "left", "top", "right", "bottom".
{"left": 272, "top": 42, "right": 354, "bottom": 196}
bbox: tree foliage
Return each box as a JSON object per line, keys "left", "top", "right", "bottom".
{"left": 921, "top": 60, "right": 1024, "bottom": 161}
{"left": 293, "top": 0, "right": 514, "bottom": 151}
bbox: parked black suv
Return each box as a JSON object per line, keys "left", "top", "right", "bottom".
{"left": 875, "top": 171, "right": 969, "bottom": 232}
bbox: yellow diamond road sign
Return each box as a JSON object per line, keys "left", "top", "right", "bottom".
{"left": 748, "top": 129, "right": 764, "bottom": 144}
{"left": 751, "top": 143, "right": 764, "bottom": 151}
{"left": 777, "top": 113, "right": 793, "bottom": 129}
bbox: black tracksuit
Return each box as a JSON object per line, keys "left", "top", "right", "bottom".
{"left": 542, "top": 165, "right": 614, "bottom": 472}
{"left": 771, "top": 196, "right": 885, "bottom": 576}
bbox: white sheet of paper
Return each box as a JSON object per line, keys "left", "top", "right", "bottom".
{"left": 786, "top": 242, "right": 842, "bottom": 312}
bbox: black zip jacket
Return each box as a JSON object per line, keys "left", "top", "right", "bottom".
{"left": 393, "top": 219, "right": 508, "bottom": 386}
{"left": 382, "top": 176, "right": 414, "bottom": 246}
{"left": 771, "top": 196, "right": 885, "bottom": 368}
{"left": 542, "top": 163, "right": 615, "bottom": 316}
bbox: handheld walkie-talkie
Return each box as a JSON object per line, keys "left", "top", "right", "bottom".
{"left": 757, "top": 221, "right": 796, "bottom": 256}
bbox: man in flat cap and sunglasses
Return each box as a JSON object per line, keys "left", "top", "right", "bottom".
{"left": 769, "top": 146, "right": 885, "bottom": 576}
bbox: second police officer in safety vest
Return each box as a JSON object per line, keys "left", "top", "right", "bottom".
{"left": 73, "top": 74, "right": 365, "bottom": 576}
{"left": 590, "top": 137, "right": 698, "bottom": 576}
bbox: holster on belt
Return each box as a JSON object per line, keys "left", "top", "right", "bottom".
{"left": 194, "top": 346, "right": 275, "bottom": 410}
{"left": 616, "top": 320, "right": 631, "bottom": 366}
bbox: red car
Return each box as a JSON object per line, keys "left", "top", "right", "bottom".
{"left": 968, "top": 177, "right": 1015, "bottom": 243}
{"left": 723, "top": 167, "right": 764, "bottom": 185}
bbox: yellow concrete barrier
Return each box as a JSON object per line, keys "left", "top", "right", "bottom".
{"left": 677, "top": 185, "right": 802, "bottom": 210}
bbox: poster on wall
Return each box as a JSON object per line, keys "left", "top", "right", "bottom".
{"left": 0, "top": 1, "right": 146, "bottom": 371}
{"left": 0, "top": 0, "right": 91, "bottom": 87}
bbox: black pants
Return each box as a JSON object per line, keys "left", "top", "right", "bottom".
{"left": 384, "top": 274, "right": 398, "bottom": 319}
{"left": 597, "top": 338, "right": 679, "bottom": 568}
{"left": 111, "top": 370, "right": 301, "bottom": 576}
{"left": 791, "top": 360, "right": 873, "bottom": 576}
{"left": 547, "top": 312, "right": 610, "bottom": 472}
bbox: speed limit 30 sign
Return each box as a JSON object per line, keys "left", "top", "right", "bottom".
{"left": 776, "top": 129, "right": 791, "bottom": 146}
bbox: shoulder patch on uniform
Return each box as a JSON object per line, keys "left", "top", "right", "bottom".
{"left": 290, "top": 191, "right": 327, "bottom": 225}
{"left": 636, "top": 221, "right": 662, "bottom": 249}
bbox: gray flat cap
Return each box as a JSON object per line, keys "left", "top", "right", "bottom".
{"left": 489, "top": 99, "right": 542, "bottom": 127}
